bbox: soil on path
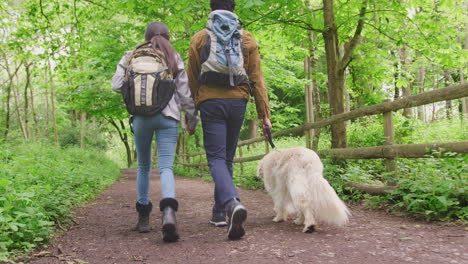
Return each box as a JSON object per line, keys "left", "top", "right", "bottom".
{"left": 27, "top": 169, "right": 466, "bottom": 264}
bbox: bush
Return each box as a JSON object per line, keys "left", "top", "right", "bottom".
{"left": 0, "top": 143, "right": 120, "bottom": 261}
{"left": 366, "top": 153, "right": 467, "bottom": 221}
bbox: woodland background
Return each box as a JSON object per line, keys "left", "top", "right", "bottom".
{"left": 0, "top": 0, "right": 467, "bottom": 260}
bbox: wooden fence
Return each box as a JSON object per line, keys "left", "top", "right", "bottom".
{"left": 176, "top": 83, "right": 468, "bottom": 194}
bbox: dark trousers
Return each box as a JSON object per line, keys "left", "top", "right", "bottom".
{"left": 199, "top": 99, "right": 247, "bottom": 212}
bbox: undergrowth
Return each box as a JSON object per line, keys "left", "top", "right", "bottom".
{"left": 175, "top": 117, "right": 467, "bottom": 223}
{"left": 0, "top": 143, "right": 120, "bottom": 261}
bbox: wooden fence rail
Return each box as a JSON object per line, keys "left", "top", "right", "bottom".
{"left": 176, "top": 83, "right": 468, "bottom": 194}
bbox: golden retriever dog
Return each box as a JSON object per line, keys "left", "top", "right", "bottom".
{"left": 257, "top": 147, "right": 350, "bottom": 232}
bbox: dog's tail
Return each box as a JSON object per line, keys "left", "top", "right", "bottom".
{"left": 304, "top": 170, "right": 350, "bottom": 227}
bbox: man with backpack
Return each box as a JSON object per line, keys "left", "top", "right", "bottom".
{"left": 187, "top": 0, "right": 272, "bottom": 240}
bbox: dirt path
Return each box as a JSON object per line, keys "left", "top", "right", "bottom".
{"left": 27, "top": 169, "right": 466, "bottom": 264}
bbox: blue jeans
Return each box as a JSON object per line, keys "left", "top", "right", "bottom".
{"left": 199, "top": 99, "right": 247, "bottom": 212}
{"left": 133, "top": 114, "right": 178, "bottom": 205}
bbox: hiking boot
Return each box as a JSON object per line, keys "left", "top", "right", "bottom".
{"left": 134, "top": 202, "right": 152, "bottom": 233}
{"left": 209, "top": 206, "right": 227, "bottom": 227}
{"left": 225, "top": 198, "right": 247, "bottom": 240}
{"left": 160, "top": 198, "right": 180, "bottom": 243}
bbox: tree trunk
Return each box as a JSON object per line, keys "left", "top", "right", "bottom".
{"left": 121, "top": 120, "right": 132, "bottom": 168}
{"left": 304, "top": 39, "right": 315, "bottom": 149}
{"left": 29, "top": 74, "right": 39, "bottom": 139}
{"left": 44, "top": 66, "right": 50, "bottom": 138}
{"left": 344, "top": 74, "right": 351, "bottom": 124}
{"left": 80, "top": 112, "right": 87, "bottom": 148}
{"left": 444, "top": 69, "right": 452, "bottom": 119}
{"left": 247, "top": 118, "right": 258, "bottom": 139}
{"left": 322, "top": 0, "right": 347, "bottom": 149}
{"left": 1, "top": 56, "right": 22, "bottom": 140}
{"left": 393, "top": 58, "right": 399, "bottom": 100}
{"left": 4, "top": 80, "right": 11, "bottom": 140}
{"left": 398, "top": 45, "right": 413, "bottom": 118}
{"left": 305, "top": 31, "right": 322, "bottom": 150}
{"left": 417, "top": 64, "right": 426, "bottom": 121}
{"left": 23, "top": 62, "right": 32, "bottom": 139}
{"left": 47, "top": 59, "right": 59, "bottom": 145}
{"left": 108, "top": 118, "right": 132, "bottom": 167}
{"left": 461, "top": 68, "right": 468, "bottom": 117}
{"left": 12, "top": 66, "right": 28, "bottom": 140}
{"left": 322, "top": 0, "right": 367, "bottom": 149}
{"left": 462, "top": 27, "right": 468, "bottom": 117}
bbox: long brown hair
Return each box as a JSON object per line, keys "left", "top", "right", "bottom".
{"left": 144, "top": 22, "right": 178, "bottom": 78}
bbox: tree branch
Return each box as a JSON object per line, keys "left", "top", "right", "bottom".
{"left": 339, "top": 0, "right": 368, "bottom": 71}
{"left": 243, "top": 9, "right": 278, "bottom": 28}
{"left": 106, "top": 117, "right": 125, "bottom": 141}
{"left": 39, "top": 0, "right": 51, "bottom": 27}
{"left": 364, "top": 22, "right": 435, "bottom": 63}
{"left": 248, "top": 9, "right": 325, "bottom": 33}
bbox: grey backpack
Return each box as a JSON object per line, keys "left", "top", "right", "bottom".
{"left": 199, "top": 10, "right": 248, "bottom": 87}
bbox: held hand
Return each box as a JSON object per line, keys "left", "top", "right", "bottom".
{"left": 186, "top": 127, "right": 195, "bottom": 136}
{"left": 185, "top": 118, "right": 195, "bottom": 136}
{"left": 262, "top": 117, "right": 272, "bottom": 138}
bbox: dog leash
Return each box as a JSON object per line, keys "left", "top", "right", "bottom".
{"left": 265, "top": 126, "right": 276, "bottom": 149}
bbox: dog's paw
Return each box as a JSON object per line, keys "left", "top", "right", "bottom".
{"left": 303, "top": 225, "right": 316, "bottom": 233}
{"left": 272, "top": 216, "right": 284, "bottom": 222}
{"left": 293, "top": 218, "right": 303, "bottom": 225}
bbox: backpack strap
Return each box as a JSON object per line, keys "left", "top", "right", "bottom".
{"left": 135, "top": 41, "right": 151, "bottom": 50}
{"left": 223, "top": 42, "right": 235, "bottom": 86}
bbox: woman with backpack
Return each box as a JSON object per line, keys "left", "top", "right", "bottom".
{"left": 111, "top": 21, "right": 198, "bottom": 243}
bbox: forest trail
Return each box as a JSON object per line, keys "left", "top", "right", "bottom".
{"left": 27, "top": 169, "right": 466, "bottom": 264}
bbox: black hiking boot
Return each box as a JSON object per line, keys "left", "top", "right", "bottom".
{"left": 134, "top": 202, "right": 152, "bottom": 233}
{"left": 160, "top": 198, "right": 180, "bottom": 243}
{"left": 209, "top": 205, "right": 227, "bottom": 227}
{"left": 225, "top": 198, "right": 247, "bottom": 240}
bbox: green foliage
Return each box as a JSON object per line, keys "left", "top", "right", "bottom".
{"left": 0, "top": 143, "right": 120, "bottom": 261}
{"left": 321, "top": 160, "right": 367, "bottom": 202}
{"left": 346, "top": 112, "right": 466, "bottom": 148}
{"left": 367, "top": 153, "right": 467, "bottom": 221}
{"left": 398, "top": 118, "right": 468, "bottom": 144}
{"left": 347, "top": 116, "right": 386, "bottom": 147}
{"left": 1, "top": 4, "right": 467, "bottom": 258}
{"left": 178, "top": 116, "right": 466, "bottom": 223}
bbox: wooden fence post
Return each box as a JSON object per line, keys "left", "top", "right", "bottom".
{"left": 239, "top": 146, "right": 244, "bottom": 176}
{"left": 383, "top": 100, "right": 397, "bottom": 186}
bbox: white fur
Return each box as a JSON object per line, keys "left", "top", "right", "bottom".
{"left": 257, "top": 147, "right": 350, "bottom": 232}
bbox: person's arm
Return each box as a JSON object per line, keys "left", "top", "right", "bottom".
{"left": 111, "top": 51, "right": 131, "bottom": 93}
{"left": 245, "top": 33, "right": 272, "bottom": 136}
{"left": 187, "top": 33, "right": 203, "bottom": 100}
{"left": 174, "top": 54, "right": 198, "bottom": 135}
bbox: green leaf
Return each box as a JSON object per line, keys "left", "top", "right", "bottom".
{"left": 9, "top": 223, "right": 18, "bottom": 232}
{"left": 0, "top": 180, "right": 10, "bottom": 187}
